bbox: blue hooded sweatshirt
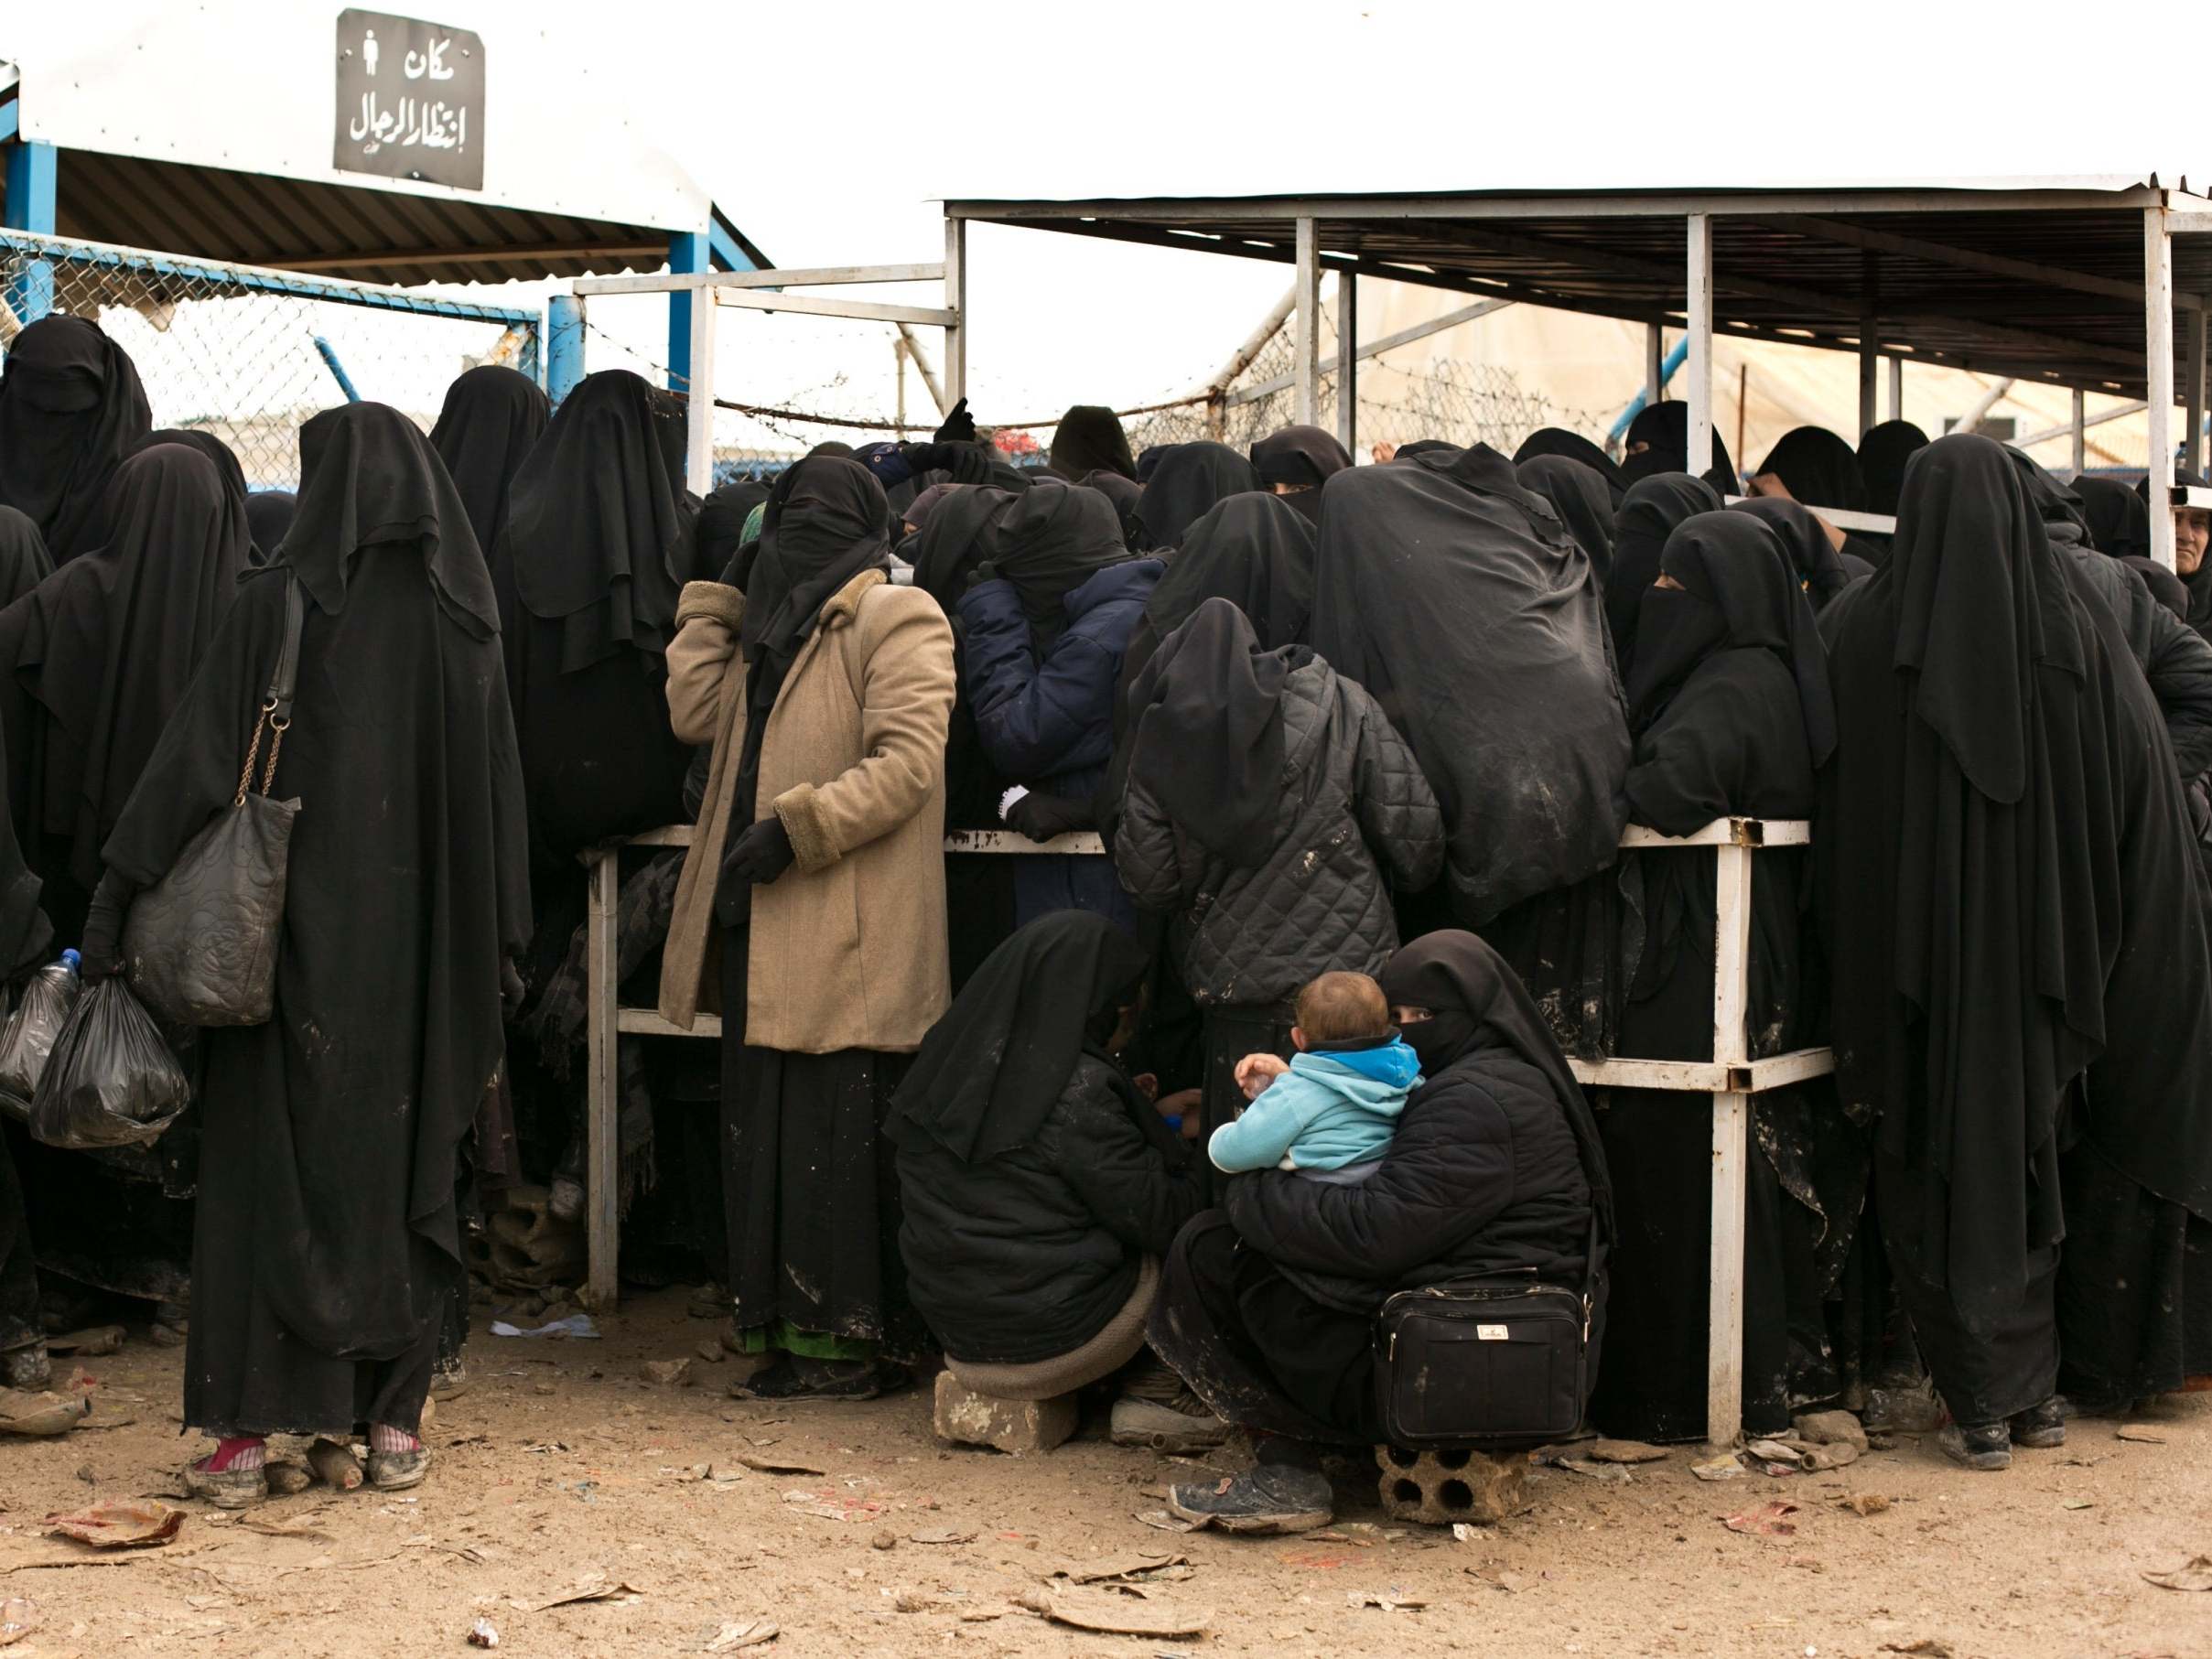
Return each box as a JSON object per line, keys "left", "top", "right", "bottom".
{"left": 1207, "top": 1036, "right": 1422, "bottom": 1174}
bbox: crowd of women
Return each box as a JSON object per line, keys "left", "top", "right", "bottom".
{"left": 0, "top": 307, "right": 2207, "bottom": 1532}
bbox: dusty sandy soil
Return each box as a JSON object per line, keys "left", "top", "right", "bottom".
{"left": 3, "top": 1288, "right": 2209, "bottom": 1658}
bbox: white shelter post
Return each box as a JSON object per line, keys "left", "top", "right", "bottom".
{"left": 585, "top": 849, "right": 620, "bottom": 1307}
{"left": 1706, "top": 840, "right": 1753, "bottom": 1448}
{"left": 1686, "top": 213, "right": 1714, "bottom": 478}
{"left": 1336, "top": 271, "right": 1357, "bottom": 456}
{"left": 2147, "top": 205, "right": 2176, "bottom": 571}
{"left": 2188, "top": 298, "right": 2207, "bottom": 477}
{"left": 1293, "top": 216, "right": 1322, "bottom": 428}
{"left": 685, "top": 284, "right": 716, "bottom": 495}
{"left": 2072, "top": 389, "right": 2087, "bottom": 474}
{"left": 1887, "top": 355, "right": 1903, "bottom": 423}
{"left": 943, "top": 216, "right": 967, "bottom": 406}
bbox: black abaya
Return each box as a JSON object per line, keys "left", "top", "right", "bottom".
{"left": 1621, "top": 402, "right": 1735, "bottom": 493}
{"left": 1609, "top": 474, "right": 1722, "bottom": 671}
{"left": 1138, "top": 442, "right": 1260, "bottom": 552}
{"left": 430, "top": 364, "right": 551, "bottom": 564}
{"left": 0, "top": 316, "right": 152, "bottom": 561}
{"left": 1516, "top": 455, "right": 1618, "bottom": 586}
{"left": 1514, "top": 427, "right": 1628, "bottom": 503}
{"left": 0, "top": 508, "right": 53, "bottom": 609}
{"left": 100, "top": 403, "right": 531, "bottom": 1438}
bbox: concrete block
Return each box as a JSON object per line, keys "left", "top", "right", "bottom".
{"left": 1375, "top": 1444, "right": 1530, "bottom": 1526}
{"left": 932, "top": 1371, "right": 1077, "bottom": 1455}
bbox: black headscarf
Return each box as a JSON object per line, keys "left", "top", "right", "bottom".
{"left": 244, "top": 491, "right": 297, "bottom": 562}
{"left": 0, "top": 508, "right": 53, "bottom": 609}
{"left": 1514, "top": 428, "right": 1627, "bottom": 502}
{"left": 1138, "top": 441, "right": 1260, "bottom": 551}
{"left": 2120, "top": 555, "right": 2191, "bottom": 619}
{"left": 1376, "top": 930, "right": 1613, "bottom": 1242}
{"left": 0, "top": 316, "right": 153, "bottom": 562}
{"left": 696, "top": 478, "right": 772, "bottom": 581}
{"left": 0, "top": 443, "right": 247, "bottom": 891}
{"left": 1855, "top": 419, "right": 1928, "bottom": 518}
{"left": 140, "top": 429, "right": 249, "bottom": 544}
{"left": 501, "top": 369, "right": 690, "bottom": 672}
{"left": 1755, "top": 426, "right": 1865, "bottom": 512}
{"left": 288, "top": 404, "right": 497, "bottom": 638}
{"left": 740, "top": 457, "right": 892, "bottom": 710}
{"left": 1081, "top": 469, "right": 1146, "bottom": 548}
{"left": 1048, "top": 405, "right": 1137, "bottom": 481}
{"left": 1628, "top": 512, "right": 1834, "bottom": 763}
{"left": 985, "top": 479, "right": 1130, "bottom": 647}
{"left": 887, "top": 910, "right": 1149, "bottom": 1164}
{"left": 1609, "top": 473, "right": 1722, "bottom": 667}
{"left": 1124, "top": 598, "right": 1294, "bottom": 867}
{"left": 1621, "top": 401, "right": 1734, "bottom": 492}
{"left": 1393, "top": 439, "right": 1462, "bottom": 462}
{"left": 2075, "top": 475, "right": 2150, "bottom": 560}
{"left": 1728, "top": 495, "right": 1857, "bottom": 609}
{"left": 1251, "top": 425, "right": 1353, "bottom": 490}
{"left": 430, "top": 364, "right": 551, "bottom": 561}
{"left": 1516, "top": 455, "right": 1617, "bottom": 585}
{"left": 1136, "top": 491, "right": 1314, "bottom": 662}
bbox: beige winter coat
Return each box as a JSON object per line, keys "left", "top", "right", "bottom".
{"left": 659, "top": 570, "right": 956, "bottom": 1053}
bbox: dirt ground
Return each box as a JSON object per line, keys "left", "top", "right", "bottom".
{"left": 4, "top": 1289, "right": 2210, "bottom": 1659}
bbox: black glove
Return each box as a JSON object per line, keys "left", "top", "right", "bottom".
{"left": 724, "top": 816, "right": 797, "bottom": 886}
{"left": 1005, "top": 792, "right": 1093, "bottom": 845}
{"left": 899, "top": 441, "right": 955, "bottom": 477}
{"left": 80, "top": 869, "right": 133, "bottom": 985}
{"left": 501, "top": 958, "right": 527, "bottom": 1019}
{"left": 933, "top": 398, "right": 977, "bottom": 445}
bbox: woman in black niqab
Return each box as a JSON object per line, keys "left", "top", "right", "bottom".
{"left": 0, "top": 509, "right": 52, "bottom": 609}
{"left": 2076, "top": 475, "right": 2151, "bottom": 560}
{"left": 1514, "top": 427, "right": 1627, "bottom": 503}
{"left": 244, "top": 492, "right": 297, "bottom": 562}
{"left": 1251, "top": 425, "right": 1351, "bottom": 526}
{"left": 696, "top": 478, "right": 772, "bottom": 582}
{"left": 1137, "top": 441, "right": 1260, "bottom": 552}
{"left": 94, "top": 402, "right": 530, "bottom": 1488}
{"left": 1855, "top": 419, "right": 1928, "bottom": 518}
{"left": 1728, "top": 494, "right": 1868, "bottom": 609}
{"left": 1048, "top": 405, "right": 1137, "bottom": 481}
{"left": 1081, "top": 469, "right": 1146, "bottom": 548}
{"left": 1607, "top": 472, "right": 1722, "bottom": 670}
{"left": 1592, "top": 512, "right": 1854, "bottom": 1439}
{"left": 1516, "top": 455, "right": 1618, "bottom": 586}
{"left": 429, "top": 363, "right": 552, "bottom": 562}
{"left": 140, "top": 429, "right": 250, "bottom": 541}
{"left": 1753, "top": 426, "right": 1865, "bottom": 512}
{"left": 0, "top": 315, "right": 152, "bottom": 561}
{"left": 1620, "top": 401, "right": 1734, "bottom": 492}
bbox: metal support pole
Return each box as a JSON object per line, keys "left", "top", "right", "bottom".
{"left": 686, "top": 283, "right": 717, "bottom": 495}
{"left": 1646, "top": 324, "right": 1664, "bottom": 404}
{"left": 2188, "top": 299, "right": 2207, "bottom": 477}
{"left": 1707, "top": 840, "right": 1753, "bottom": 1449}
{"left": 1858, "top": 334, "right": 1879, "bottom": 438}
{"left": 584, "top": 849, "right": 620, "bottom": 1308}
{"left": 1293, "top": 217, "right": 1322, "bottom": 428}
{"left": 664, "top": 230, "right": 709, "bottom": 394}
{"left": 1335, "top": 271, "right": 1357, "bottom": 456}
{"left": 311, "top": 336, "right": 361, "bottom": 403}
{"left": 2072, "top": 388, "right": 2088, "bottom": 474}
{"left": 942, "top": 216, "right": 966, "bottom": 406}
{"left": 2, "top": 138, "right": 58, "bottom": 323}
{"left": 1887, "top": 355, "right": 1903, "bottom": 423}
{"left": 2148, "top": 206, "right": 2178, "bottom": 571}
{"left": 546, "top": 295, "right": 587, "bottom": 406}
{"left": 1686, "top": 213, "right": 1715, "bottom": 478}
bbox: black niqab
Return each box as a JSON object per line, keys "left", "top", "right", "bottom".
{"left": 429, "top": 364, "right": 551, "bottom": 562}
{"left": 740, "top": 458, "right": 893, "bottom": 710}
{"left": 887, "top": 910, "right": 1149, "bottom": 1164}
{"left": 1251, "top": 425, "right": 1352, "bottom": 490}
{"left": 1516, "top": 455, "right": 1617, "bottom": 585}
{"left": 1728, "top": 494, "right": 1857, "bottom": 609}
{"left": 1137, "top": 491, "right": 1314, "bottom": 660}
{"left": 1124, "top": 598, "right": 1294, "bottom": 867}
{"left": 140, "top": 429, "right": 249, "bottom": 543}
{"left": 502, "top": 369, "right": 690, "bottom": 670}
{"left": 981, "top": 479, "right": 1129, "bottom": 647}
{"left": 1081, "top": 469, "right": 1146, "bottom": 548}
{"left": 0, "top": 508, "right": 52, "bottom": 609}
{"left": 1621, "top": 401, "right": 1734, "bottom": 492}
{"left": 244, "top": 491, "right": 297, "bottom": 559}
{"left": 0, "top": 315, "right": 153, "bottom": 561}
{"left": 696, "top": 479, "right": 772, "bottom": 579}
{"left": 2075, "top": 475, "right": 2150, "bottom": 560}
{"left": 1856, "top": 420, "right": 1928, "bottom": 518}
{"left": 1609, "top": 473, "right": 1722, "bottom": 667}
{"left": 1048, "top": 405, "right": 1137, "bottom": 481}
{"left": 1514, "top": 427, "right": 1627, "bottom": 502}
{"left": 1755, "top": 426, "right": 1865, "bottom": 512}
{"left": 1137, "top": 441, "right": 1259, "bottom": 551}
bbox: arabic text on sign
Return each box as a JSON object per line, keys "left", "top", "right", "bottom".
{"left": 348, "top": 92, "right": 468, "bottom": 154}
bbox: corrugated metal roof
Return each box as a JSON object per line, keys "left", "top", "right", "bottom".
{"left": 950, "top": 183, "right": 2212, "bottom": 402}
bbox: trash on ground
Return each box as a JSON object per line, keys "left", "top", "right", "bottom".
{"left": 1556, "top": 1457, "right": 1632, "bottom": 1483}
{"left": 1689, "top": 1453, "right": 1745, "bottom": 1482}
{"left": 1016, "top": 1586, "right": 1211, "bottom": 1638}
{"left": 1132, "top": 1509, "right": 1203, "bottom": 1533}
{"left": 1721, "top": 1501, "right": 1800, "bottom": 1537}
{"left": 2116, "top": 1424, "right": 2168, "bottom": 1444}
{"left": 467, "top": 1617, "right": 500, "bottom": 1648}
{"left": 306, "top": 1440, "right": 364, "bottom": 1491}
{"left": 2142, "top": 1555, "right": 2212, "bottom": 1592}
{"left": 1835, "top": 1493, "right": 1890, "bottom": 1516}
{"left": 1586, "top": 1438, "right": 1668, "bottom": 1464}
{"left": 0, "top": 1597, "right": 38, "bottom": 1649}
{"left": 0, "top": 1387, "right": 89, "bottom": 1437}
{"left": 1348, "top": 1590, "right": 1428, "bottom": 1611}
{"left": 531, "top": 1570, "right": 645, "bottom": 1611}
{"left": 45, "top": 1327, "right": 124, "bottom": 1357}
{"left": 45, "top": 1499, "right": 185, "bottom": 1549}
{"left": 488, "top": 1314, "right": 599, "bottom": 1341}
{"left": 733, "top": 1453, "right": 823, "bottom": 1476}
{"left": 1791, "top": 1410, "right": 1871, "bottom": 1451}
{"left": 1877, "top": 1642, "right": 1955, "bottom": 1657}
{"left": 1052, "top": 1550, "right": 1189, "bottom": 1583}
{"left": 703, "top": 1619, "right": 778, "bottom": 1651}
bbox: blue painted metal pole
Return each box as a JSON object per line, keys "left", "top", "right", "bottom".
{"left": 665, "top": 231, "right": 709, "bottom": 393}
{"left": 312, "top": 336, "right": 362, "bottom": 402}
{"left": 1609, "top": 336, "right": 1690, "bottom": 443}
{"left": 547, "top": 295, "right": 586, "bottom": 405}
{"left": 3, "top": 138, "right": 59, "bottom": 324}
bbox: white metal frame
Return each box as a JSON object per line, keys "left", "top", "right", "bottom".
{"left": 577, "top": 817, "right": 1824, "bottom": 1448}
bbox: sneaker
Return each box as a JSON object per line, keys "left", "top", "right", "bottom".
{"left": 737, "top": 1357, "right": 892, "bottom": 1403}
{"left": 1167, "top": 1464, "right": 1333, "bottom": 1535}
{"left": 367, "top": 1448, "right": 430, "bottom": 1492}
{"left": 0, "top": 1340, "right": 51, "bottom": 1390}
{"left": 1937, "top": 1420, "right": 2012, "bottom": 1470}
{"left": 183, "top": 1460, "right": 268, "bottom": 1510}
{"left": 1110, "top": 1394, "right": 1230, "bottom": 1454}
{"left": 687, "top": 1283, "right": 728, "bottom": 1321}
{"left": 2062, "top": 1389, "right": 2139, "bottom": 1420}
{"left": 2011, "top": 1397, "right": 2066, "bottom": 1449}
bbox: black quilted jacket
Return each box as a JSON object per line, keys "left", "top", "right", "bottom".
{"left": 1114, "top": 658, "right": 1444, "bottom": 1008}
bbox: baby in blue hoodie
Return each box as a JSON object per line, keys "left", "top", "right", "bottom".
{"left": 1211, "top": 972, "right": 1422, "bottom": 1186}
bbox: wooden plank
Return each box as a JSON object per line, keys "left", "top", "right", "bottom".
{"left": 618, "top": 1008, "right": 723, "bottom": 1038}
{"left": 942, "top": 829, "right": 1107, "bottom": 856}
{"left": 709, "top": 290, "right": 957, "bottom": 329}
{"left": 1616, "top": 817, "right": 1812, "bottom": 850}
{"left": 1706, "top": 840, "right": 1754, "bottom": 1449}
{"left": 1724, "top": 493, "right": 1897, "bottom": 535}
{"left": 585, "top": 849, "right": 620, "bottom": 1309}
{"left": 1570, "top": 1057, "right": 1729, "bottom": 1091}
{"left": 1734, "top": 1048, "right": 1838, "bottom": 1091}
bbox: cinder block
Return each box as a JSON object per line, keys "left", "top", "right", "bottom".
{"left": 932, "top": 1371, "right": 1077, "bottom": 1455}
{"left": 1375, "top": 1443, "right": 1530, "bottom": 1525}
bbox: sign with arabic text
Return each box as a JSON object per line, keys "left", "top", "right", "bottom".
{"left": 334, "top": 9, "right": 485, "bottom": 191}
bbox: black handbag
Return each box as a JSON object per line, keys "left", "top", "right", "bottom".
{"left": 121, "top": 575, "right": 304, "bottom": 1028}
{"left": 1372, "top": 1210, "right": 1602, "bottom": 1450}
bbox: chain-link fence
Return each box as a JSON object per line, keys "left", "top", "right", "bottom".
{"left": 0, "top": 230, "right": 540, "bottom": 490}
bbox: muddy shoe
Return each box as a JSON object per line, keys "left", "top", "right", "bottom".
{"left": 2063, "top": 1389, "right": 2139, "bottom": 1420}
{"left": 2011, "top": 1397, "right": 2066, "bottom": 1449}
{"left": 368, "top": 1448, "right": 430, "bottom": 1492}
{"left": 1110, "top": 1393, "right": 1230, "bottom": 1453}
{"left": 0, "top": 1340, "right": 51, "bottom": 1390}
{"left": 687, "top": 1283, "right": 728, "bottom": 1321}
{"left": 1168, "top": 1465, "right": 1333, "bottom": 1535}
{"left": 429, "top": 1355, "right": 469, "bottom": 1403}
{"left": 739, "top": 1357, "right": 890, "bottom": 1403}
{"left": 1938, "top": 1420, "right": 2012, "bottom": 1470}
{"left": 183, "top": 1460, "right": 268, "bottom": 1510}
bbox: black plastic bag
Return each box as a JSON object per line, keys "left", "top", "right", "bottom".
{"left": 29, "top": 978, "right": 189, "bottom": 1150}
{"left": 0, "top": 953, "right": 81, "bottom": 1119}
